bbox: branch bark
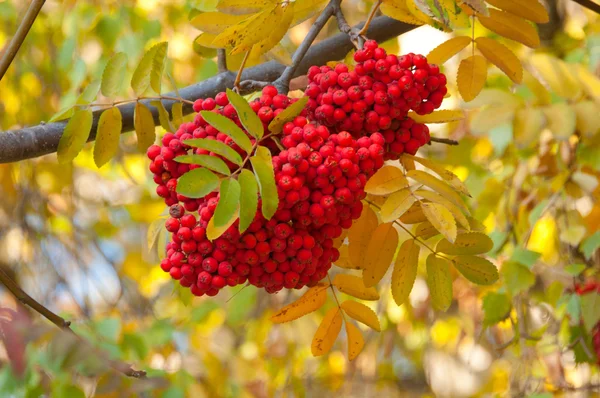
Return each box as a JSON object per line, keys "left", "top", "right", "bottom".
{"left": 571, "top": 0, "right": 600, "bottom": 14}
{"left": 0, "top": 16, "right": 415, "bottom": 164}
{"left": 0, "top": 0, "right": 46, "bottom": 82}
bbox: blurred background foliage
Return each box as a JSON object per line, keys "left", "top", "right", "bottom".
{"left": 0, "top": 0, "right": 600, "bottom": 396}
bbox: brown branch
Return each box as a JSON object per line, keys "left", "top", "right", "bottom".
{"left": 0, "top": 0, "right": 46, "bottom": 81}
{"left": 429, "top": 137, "right": 459, "bottom": 146}
{"left": 0, "top": 267, "right": 146, "bottom": 378}
{"left": 332, "top": 0, "right": 364, "bottom": 48}
{"left": 571, "top": 0, "right": 600, "bottom": 14}
{"left": 217, "top": 49, "right": 228, "bottom": 73}
{"left": 0, "top": 16, "right": 416, "bottom": 164}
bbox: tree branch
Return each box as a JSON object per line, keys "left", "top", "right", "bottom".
{"left": 0, "top": 16, "right": 416, "bottom": 164}
{"left": 0, "top": 266, "right": 146, "bottom": 378}
{"left": 217, "top": 49, "right": 227, "bottom": 73}
{"left": 429, "top": 137, "right": 459, "bottom": 146}
{"left": 571, "top": 0, "right": 600, "bottom": 14}
{"left": 0, "top": 0, "right": 46, "bottom": 82}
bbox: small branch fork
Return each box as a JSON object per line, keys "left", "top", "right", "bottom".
{"left": 0, "top": 267, "right": 146, "bottom": 378}
{"left": 571, "top": 0, "right": 600, "bottom": 15}
{"left": 0, "top": 0, "right": 46, "bottom": 82}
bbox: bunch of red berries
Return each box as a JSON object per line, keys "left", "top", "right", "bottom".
{"left": 304, "top": 40, "right": 443, "bottom": 156}
{"left": 574, "top": 281, "right": 600, "bottom": 363}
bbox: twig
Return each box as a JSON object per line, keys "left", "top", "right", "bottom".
{"left": 0, "top": 0, "right": 46, "bottom": 82}
{"left": 429, "top": 137, "right": 459, "bottom": 146}
{"left": 332, "top": 0, "right": 364, "bottom": 48}
{"left": 273, "top": 1, "right": 335, "bottom": 93}
{"left": 358, "top": 0, "right": 382, "bottom": 36}
{"left": 238, "top": 79, "right": 269, "bottom": 95}
{"left": 217, "top": 49, "right": 228, "bottom": 73}
{"left": 571, "top": 0, "right": 600, "bottom": 14}
{"left": 0, "top": 267, "right": 146, "bottom": 378}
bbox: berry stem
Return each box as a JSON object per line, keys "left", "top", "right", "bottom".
{"left": 327, "top": 273, "right": 347, "bottom": 322}
{"left": 358, "top": 0, "right": 382, "bottom": 37}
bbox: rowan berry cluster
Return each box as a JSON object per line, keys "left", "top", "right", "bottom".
{"left": 575, "top": 281, "right": 600, "bottom": 363}
{"left": 305, "top": 40, "right": 443, "bottom": 157}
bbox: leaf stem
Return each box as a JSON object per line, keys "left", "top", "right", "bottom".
{"left": 358, "top": 0, "right": 382, "bottom": 36}
{"left": 234, "top": 50, "right": 252, "bottom": 92}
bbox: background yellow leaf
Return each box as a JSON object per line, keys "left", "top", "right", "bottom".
{"left": 421, "top": 202, "right": 457, "bottom": 243}
{"left": 475, "top": 37, "right": 523, "bottom": 83}
{"left": 457, "top": 55, "right": 487, "bottom": 102}
{"left": 333, "top": 274, "right": 380, "bottom": 301}
{"left": 271, "top": 284, "right": 328, "bottom": 323}
{"left": 543, "top": 103, "right": 576, "bottom": 140}
{"left": 311, "top": 307, "right": 343, "bottom": 356}
{"left": 362, "top": 223, "right": 400, "bottom": 287}
{"left": 391, "top": 239, "right": 420, "bottom": 306}
{"left": 426, "top": 36, "right": 471, "bottom": 65}
{"left": 573, "top": 101, "right": 600, "bottom": 137}
{"left": 345, "top": 321, "right": 365, "bottom": 361}
{"left": 426, "top": 254, "right": 453, "bottom": 311}
{"left": 436, "top": 232, "right": 493, "bottom": 255}
{"left": 530, "top": 54, "right": 581, "bottom": 99}
{"left": 341, "top": 300, "right": 381, "bottom": 331}
{"left": 513, "top": 107, "right": 545, "bottom": 147}
{"left": 477, "top": 9, "right": 540, "bottom": 48}
{"left": 348, "top": 205, "right": 379, "bottom": 270}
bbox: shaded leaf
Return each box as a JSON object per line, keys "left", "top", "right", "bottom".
{"left": 345, "top": 321, "right": 365, "bottom": 361}
{"left": 134, "top": 102, "right": 156, "bottom": 152}
{"left": 348, "top": 205, "right": 379, "bottom": 270}
{"left": 174, "top": 154, "right": 231, "bottom": 175}
{"left": 421, "top": 202, "right": 457, "bottom": 243}
{"left": 475, "top": 37, "right": 523, "bottom": 83}
{"left": 131, "top": 43, "right": 162, "bottom": 95}
{"left": 362, "top": 223, "right": 399, "bottom": 287}
{"left": 93, "top": 107, "right": 122, "bottom": 168}
{"left": 380, "top": 189, "right": 416, "bottom": 223}
{"left": 190, "top": 12, "right": 250, "bottom": 34}
{"left": 150, "top": 42, "right": 168, "bottom": 94}
{"left": 207, "top": 208, "right": 238, "bottom": 240}
{"left": 176, "top": 168, "right": 219, "bottom": 198}
{"left": 485, "top": 0, "right": 549, "bottom": 23}
{"left": 271, "top": 283, "right": 328, "bottom": 323}
{"left": 150, "top": 100, "right": 174, "bottom": 132}
{"left": 364, "top": 165, "right": 409, "bottom": 196}
{"left": 147, "top": 217, "right": 166, "bottom": 251}
{"left": 426, "top": 254, "right": 453, "bottom": 311}
{"left": 184, "top": 138, "right": 243, "bottom": 165}
{"left": 250, "top": 146, "right": 278, "bottom": 219}
{"left": 580, "top": 293, "right": 600, "bottom": 333}
{"left": 415, "top": 189, "right": 470, "bottom": 229}
{"left": 201, "top": 111, "right": 253, "bottom": 152}
{"left": 57, "top": 109, "right": 93, "bottom": 164}
{"left": 415, "top": 220, "right": 440, "bottom": 240}
{"left": 477, "top": 9, "right": 540, "bottom": 48}
{"left": 226, "top": 88, "right": 264, "bottom": 138}
{"left": 214, "top": 179, "right": 241, "bottom": 227}
{"left": 268, "top": 96, "right": 308, "bottom": 134}
{"left": 341, "top": 300, "right": 381, "bottom": 331}
{"left": 101, "top": 52, "right": 127, "bottom": 98}
{"left": 238, "top": 169, "right": 259, "bottom": 233}
{"left": 482, "top": 292, "right": 512, "bottom": 326}
{"left": 399, "top": 202, "right": 427, "bottom": 224}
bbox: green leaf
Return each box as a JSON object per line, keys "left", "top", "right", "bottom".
{"left": 510, "top": 248, "right": 541, "bottom": 269}
{"left": 528, "top": 199, "right": 548, "bottom": 226}
{"left": 565, "top": 263, "right": 586, "bottom": 276}
{"left": 49, "top": 106, "right": 75, "bottom": 122}
{"left": 200, "top": 111, "right": 253, "bottom": 152}
{"left": 176, "top": 168, "right": 219, "bottom": 198}
{"left": 173, "top": 154, "right": 231, "bottom": 175}
{"left": 250, "top": 146, "right": 278, "bottom": 219}
{"left": 482, "top": 292, "right": 511, "bottom": 326}
{"left": 147, "top": 217, "right": 166, "bottom": 251}
{"left": 95, "top": 317, "right": 121, "bottom": 341}
{"left": 501, "top": 261, "right": 535, "bottom": 295}
{"left": 101, "top": 52, "right": 127, "bottom": 98}
{"left": 570, "top": 325, "right": 595, "bottom": 364}
{"left": 238, "top": 169, "right": 259, "bottom": 233}
{"left": 150, "top": 100, "right": 174, "bottom": 132}
{"left": 131, "top": 42, "right": 161, "bottom": 95}
{"left": 57, "top": 109, "right": 93, "bottom": 164}
{"left": 226, "top": 88, "right": 264, "bottom": 139}
{"left": 183, "top": 138, "right": 243, "bottom": 165}
{"left": 151, "top": 42, "right": 168, "bottom": 94}
{"left": 122, "top": 333, "right": 148, "bottom": 360}
{"left": 214, "top": 179, "right": 241, "bottom": 227}
{"left": 93, "top": 107, "right": 122, "bottom": 167}
{"left": 581, "top": 231, "right": 600, "bottom": 260}
{"left": 581, "top": 292, "right": 600, "bottom": 333}
{"left": 134, "top": 102, "right": 156, "bottom": 151}
{"left": 426, "top": 254, "right": 453, "bottom": 311}
{"left": 76, "top": 80, "right": 101, "bottom": 105}
{"left": 268, "top": 96, "right": 309, "bottom": 133}
{"left": 451, "top": 255, "right": 499, "bottom": 285}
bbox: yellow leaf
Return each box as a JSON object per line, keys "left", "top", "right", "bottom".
{"left": 475, "top": 37, "right": 523, "bottom": 83}
{"left": 470, "top": 105, "right": 515, "bottom": 136}
{"left": 421, "top": 202, "right": 457, "bottom": 243}
{"left": 333, "top": 274, "right": 380, "bottom": 300}
{"left": 414, "top": 189, "right": 470, "bottom": 229}
{"left": 543, "top": 103, "right": 576, "bottom": 140}
{"left": 217, "top": 0, "right": 276, "bottom": 14}
{"left": 345, "top": 321, "right": 365, "bottom": 361}
{"left": 190, "top": 12, "right": 251, "bottom": 34}
{"left": 381, "top": 0, "right": 425, "bottom": 26}
{"left": 477, "top": 9, "right": 540, "bottom": 48}
{"left": 426, "top": 254, "right": 453, "bottom": 311}
{"left": 407, "top": 155, "right": 471, "bottom": 197}
{"left": 93, "top": 107, "right": 122, "bottom": 168}
{"left": 513, "top": 107, "right": 545, "bottom": 148}
{"left": 380, "top": 189, "right": 417, "bottom": 223}
{"left": 405, "top": 0, "right": 438, "bottom": 26}
{"left": 436, "top": 232, "right": 493, "bottom": 255}
{"left": 147, "top": 217, "right": 166, "bottom": 251}
{"left": 334, "top": 245, "right": 360, "bottom": 270}
{"left": 231, "top": 5, "right": 281, "bottom": 54}
{"left": 457, "top": 55, "right": 487, "bottom": 102}
{"left": 194, "top": 32, "right": 220, "bottom": 49}
{"left": 291, "top": 0, "right": 328, "bottom": 26}
{"left": 399, "top": 202, "right": 427, "bottom": 224}
{"left": 426, "top": 36, "right": 471, "bottom": 65}
{"left": 574, "top": 64, "right": 600, "bottom": 102}
{"left": 271, "top": 283, "right": 328, "bottom": 323}
{"left": 363, "top": 223, "right": 399, "bottom": 287}
{"left": 485, "top": 0, "right": 549, "bottom": 23}
{"left": 406, "top": 170, "right": 469, "bottom": 213}
{"left": 529, "top": 54, "right": 581, "bottom": 99}
{"left": 451, "top": 255, "right": 499, "bottom": 285}
{"left": 57, "top": 109, "right": 93, "bottom": 164}
{"left": 461, "top": 88, "right": 522, "bottom": 109}
{"left": 415, "top": 221, "right": 440, "bottom": 240}
{"left": 206, "top": 209, "right": 239, "bottom": 241}
{"left": 311, "top": 307, "right": 343, "bottom": 356}
{"left": 341, "top": 300, "right": 381, "bottom": 331}
{"left": 391, "top": 239, "right": 420, "bottom": 306}
{"left": 573, "top": 101, "right": 600, "bottom": 137}
{"left": 523, "top": 69, "right": 552, "bottom": 105}
{"left": 400, "top": 155, "right": 416, "bottom": 171}
{"left": 348, "top": 205, "right": 379, "bottom": 270}
{"left": 409, "top": 109, "right": 465, "bottom": 124}
{"left": 364, "top": 165, "right": 409, "bottom": 196}
{"left": 249, "top": 3, "right": 294, "bottom": 58}
{"left": 212, "top": 7, "right": 271, "bottom": 50}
